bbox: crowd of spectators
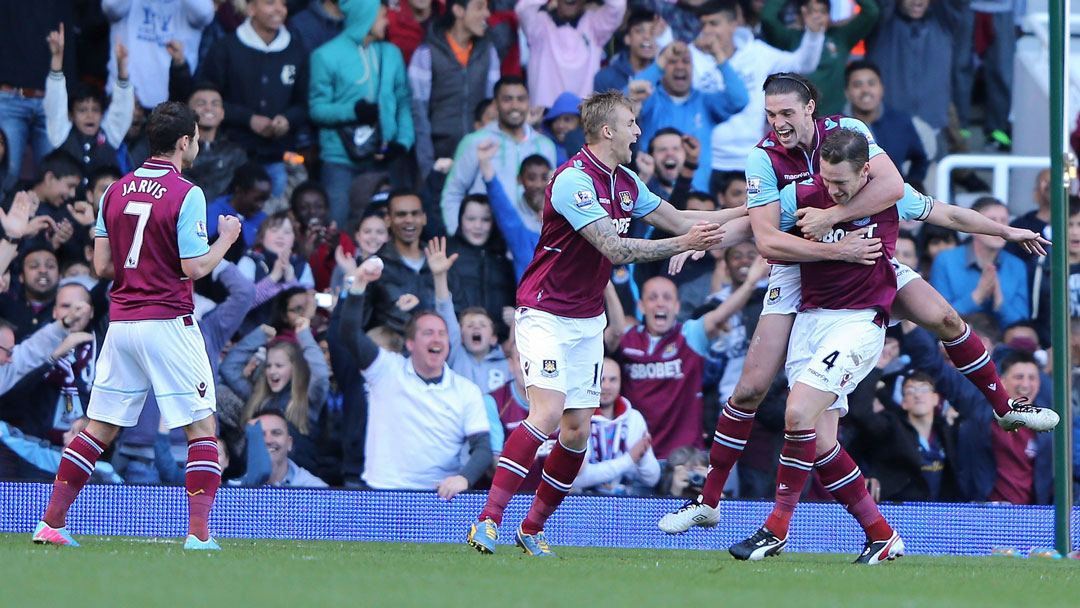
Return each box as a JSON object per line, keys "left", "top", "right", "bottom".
{"left": 0, "top": 0, "right": 1077, "bottom": 505}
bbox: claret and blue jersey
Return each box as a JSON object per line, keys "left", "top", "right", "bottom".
{"left": 95, "top": 158, "right": 211, "bottom": 322}
{"left": 745, "top": 115, "right": 885, "bottom": 210}
{"left": 516, "top": 146, "right": 661, "bottom": 319}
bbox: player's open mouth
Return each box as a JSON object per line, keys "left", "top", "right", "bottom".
{"left": 776, "top": 127, "right": 794, "bottom": 141}
{"left": 654, "top": 312, "right": 668, "bottom": 321}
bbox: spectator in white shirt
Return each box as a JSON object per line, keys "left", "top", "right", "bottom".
{"left": 338, "top": 259, "right": 494, "bottom": 498}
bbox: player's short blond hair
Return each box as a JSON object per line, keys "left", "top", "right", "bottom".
{"left": 580, "top": 90, "right": 633, "bottom": 143}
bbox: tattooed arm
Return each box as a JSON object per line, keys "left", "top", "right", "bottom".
{"left": 578, "top": 217, "right": 724, "bottom": 265}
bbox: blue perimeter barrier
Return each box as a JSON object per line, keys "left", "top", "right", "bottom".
{"left": 2, "top": 482, "right": 1078, "bottom": 555}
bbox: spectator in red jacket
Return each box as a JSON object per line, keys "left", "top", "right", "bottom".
{"left": 388, "top": 0, "right": 446, "bottom": 65}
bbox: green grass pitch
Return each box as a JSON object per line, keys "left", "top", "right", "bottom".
{"left": 2, "top": 534, "right": 1078, "bottom": 607}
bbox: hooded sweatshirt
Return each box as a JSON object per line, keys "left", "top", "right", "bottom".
{"left": 435, "top": 294, "right": 511, "bottom": 395}
{"left": 309, "top": 0, "right": 414, "bottom": 167}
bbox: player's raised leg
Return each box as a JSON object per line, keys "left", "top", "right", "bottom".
{"left": 894, "top": 278, "right": 1058, "bottom": 431}
{"left": 33, "top": 420, "right": 121, "bottom": 547}
{"left": 659, "top": 295, "right": 796, "bottom": 534}
{"left": 812, "top": 410, "right": 902, "bottom": 564}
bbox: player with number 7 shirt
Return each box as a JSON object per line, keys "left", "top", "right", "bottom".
{"left": 33, "top": 102, "right": 243, "bottom": 551}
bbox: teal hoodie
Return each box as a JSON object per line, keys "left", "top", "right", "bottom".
{"left": 309, "top": 0, "right": 414, "bottom": 166}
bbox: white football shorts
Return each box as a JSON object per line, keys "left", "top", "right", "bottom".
{"left": 88, "top": 315, "right": 216, "bottom": 429}
{"left": 761, "top": 263, "right": 801, "bottom": 316}
{"left": 785, "top": 308, "right": 885, "bottom": 416}
{"left": 514, "top": 307, "right": 606, "bottom": 410}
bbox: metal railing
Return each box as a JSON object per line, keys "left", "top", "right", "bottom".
{"left": 933, "top": 154, "right": 1050, "bottom": 204}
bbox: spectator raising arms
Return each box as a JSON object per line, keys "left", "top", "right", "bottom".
{"left": 428, "top": 235, "right": 511, "bottom": 393}
{"left": 760, "top": 0, "right": 880, "bottom": 116}
{"left": 516, "top": 0, "right": 626, "bottom": 107}
{"left": 629, "top": 40, "right": 749, "bottom": 192}
{"left": 309, "top": 0, "right": 414, "bottom": 227}
{"left": 338, "top": 258, "right": 493, "bottom": 497}
{"left": 44, "top": 25, "right": 134, "bottom": 183}
{"left": 692, "top": 0, "right": 825, "bottom": 173}
{"left": 477, "top": 142, "right": 549, "bottom": 281}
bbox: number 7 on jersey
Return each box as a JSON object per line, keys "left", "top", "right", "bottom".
{"left": 123, "top": 201, "right": 153, "bottom": 269}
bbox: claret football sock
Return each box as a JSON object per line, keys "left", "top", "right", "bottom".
{"left": 43, "top": 430, "right": 107, "bottom": 528}
{"left": 185, "top": 437, "right": 221, "bottom": 542}
{"left": 942, "top": 323, "right": 1012, "bottom": 417}
{"left": 700, "top": 399, "right": 756, "bottom": 508}
{"left": 520, "top": 439, "right": 586, "bottom": 535}
{"left": 763, "top": 429, "right": 816, "bottom": 539}
{"left": 479, "top": 420, "right": 546, "bottom": 525}
{"left": 815, "top": 443, "right": 893, "bottom": 542}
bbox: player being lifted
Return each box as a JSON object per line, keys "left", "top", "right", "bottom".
{"left": 660, "top": 73, "right": 1057, "bottom": 539}
{"left": 731, "top": 128, "right": 905, "bottom": 563}
{"left": 465, "top": 90, "right": 746, "bottom": 557}
{"left": 32, "top": 102, "right": 243, "bottom": 549}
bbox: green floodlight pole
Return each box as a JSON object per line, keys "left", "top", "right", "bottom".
{"left": 1049, "top": 0, "right": 1074, "bottom": 556}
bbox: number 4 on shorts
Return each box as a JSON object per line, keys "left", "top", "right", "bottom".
{"left": 821, "top": 350, "right": 839, "bottom": 371}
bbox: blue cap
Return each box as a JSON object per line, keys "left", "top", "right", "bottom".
{"left": 545, "top": 92, "right": 582, "bottom": 121}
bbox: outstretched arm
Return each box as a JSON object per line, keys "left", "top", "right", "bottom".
{"left": 926, "top": 201, "right": 1050, "bottom": 256}
{"left": 578, "top": 216, "right": 723, "bottom": 265}
{"left": 640, "top": 199, "right": 748, "bottom": 235}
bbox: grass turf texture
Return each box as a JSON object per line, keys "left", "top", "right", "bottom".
{"left": 2, "top": 534, "right": 1078, "bottom": 607}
